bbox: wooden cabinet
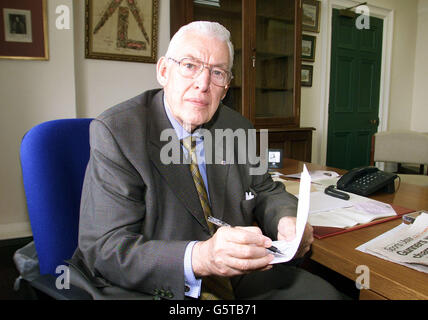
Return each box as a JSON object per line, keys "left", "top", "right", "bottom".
{"left": 261, "top": 127, "right": 314, "bottom": 162}
{"left": 256, "top": 127, "right": 314, "bottom": 162}
{"left": 170, "top": 0, "right": 313, "bottom": 161}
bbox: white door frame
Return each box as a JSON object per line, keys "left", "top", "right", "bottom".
{"left": 318, "top": 0, "right": 394, "bottom": 165}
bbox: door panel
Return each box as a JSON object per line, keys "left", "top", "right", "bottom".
{"left": 360, "top": 22, "right": 382, "bottom": 52}
{"left": 358, "top": 60, "right": 375, "bottom": 111}
{"left": 337, "top": 18, "right": 356, "bottom": 49}
{"left": 326, "top": 131, "right": 352, "bottom": 168}
{"left": 354, "top": 130, "right": 372, "bottom": 167}
{"left": 327, "top": 9, "right": 383, "bottom": 170}
{"left": 334, "top": 56, "right": 355, "bottom": 112}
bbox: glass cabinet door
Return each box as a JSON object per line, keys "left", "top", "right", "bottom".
{"left": 255, "top": 0, "right": 296, "bottom": 122}
{"left": 193, "top": 0, "right": 243, "bottom": 114}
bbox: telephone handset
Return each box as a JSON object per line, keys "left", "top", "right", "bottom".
{"left": 337, "top": 166, "right": 398, "bottom": 196}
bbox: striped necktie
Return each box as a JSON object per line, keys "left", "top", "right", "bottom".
{"left": 181, "top": 136, "right": 216, "bottom": 235}
{"left": 181, "top": 136, "right": 235, "bottom": 300}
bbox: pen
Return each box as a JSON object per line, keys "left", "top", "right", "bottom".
{"left": 207, "top": 216, "right": 283, "bottom": 255}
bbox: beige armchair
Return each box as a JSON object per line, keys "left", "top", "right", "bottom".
{"left": 371, "top": 131, "right": 428, "bottom": 186}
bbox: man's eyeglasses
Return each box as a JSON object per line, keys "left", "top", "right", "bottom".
{"left": 168, "top": 57, "right": 233, "bottom": 87}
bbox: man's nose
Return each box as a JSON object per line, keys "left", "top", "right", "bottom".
{"left": 193, "top": 67, "right": 211, "bottom": 91}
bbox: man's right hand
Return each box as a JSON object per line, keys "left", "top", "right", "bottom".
{"left": 191, "top": 226, "right": 274, "bottom": 278}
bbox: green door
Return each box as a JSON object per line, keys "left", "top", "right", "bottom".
{"left": 326, "top": 9, "right": 383, "bottom": 170}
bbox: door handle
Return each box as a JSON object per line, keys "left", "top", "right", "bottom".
{"left": 369, "top": 119, "right": 379, "bottom": 126}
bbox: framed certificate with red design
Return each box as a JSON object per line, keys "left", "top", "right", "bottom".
{"left": 85, "top": 0, "right": 159, "bottom": 63}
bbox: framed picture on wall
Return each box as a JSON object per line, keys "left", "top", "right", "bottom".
{"left": 301, "top": 65, "right": 313, "bottom": 87}
{"left": 85, "top": 0, "right": 159, "bottom": 63}
{"left": 302, "top": 34, "right": 316, "bottom": 62}
{"left": 302, "top": 0, "right": 320, "bottom": 33}
{"left": 0, "top": 0, "right": 48, "bottom": 60}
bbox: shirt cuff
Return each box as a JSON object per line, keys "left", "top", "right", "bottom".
{"left": 184, "top": 241, "right": 202, "bottom": 298}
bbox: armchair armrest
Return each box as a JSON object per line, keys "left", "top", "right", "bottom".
{"left": 26, "top": 274, "right": 93, "bottom": 300}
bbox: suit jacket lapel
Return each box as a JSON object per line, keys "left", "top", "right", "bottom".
{"left": 147, "top": 91, "right": 210, "bottom": 232}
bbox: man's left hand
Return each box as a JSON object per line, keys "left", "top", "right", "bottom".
{"left": 277, "top": 216, "right": 313, "bottom": 259}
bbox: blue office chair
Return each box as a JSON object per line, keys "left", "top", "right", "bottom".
{"left": 19, "top": 118, "right": 94, "bottom": 299}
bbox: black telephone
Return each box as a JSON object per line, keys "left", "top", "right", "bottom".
{"left": 337, "top": 166, "right": 398, "bottom": 196}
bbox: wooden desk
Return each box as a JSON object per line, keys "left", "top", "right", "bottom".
{"left": 279, "top": 159, "right": 428, "bottom": 300}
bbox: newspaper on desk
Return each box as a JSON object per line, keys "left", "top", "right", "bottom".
{"left": 362, "top": 213, "right": 428, "bottom": 268}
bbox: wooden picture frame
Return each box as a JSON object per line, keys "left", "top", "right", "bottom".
{"left": 302, "top": 0, "right": 320, "bottom": 33}
{"left": 302, "top": 34, "right": 316, "bottom": 62}
{"left": 85, "top": 0, "right": 159, "bottom": 63}
{"left": 301, "top": 64, "right": 313, "bottom": 87}
{"left": 0, "top": 0, "right": 48, "bottom": 60}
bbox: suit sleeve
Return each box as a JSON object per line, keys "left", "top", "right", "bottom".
{"left": 78, "top": 119, "right": 188, "bottom": 299}
{"left": 234, "top": 122, "right": 298, "bottom": 240}
{"left": 251, "top": 170, "right": 298, "bottom": 241}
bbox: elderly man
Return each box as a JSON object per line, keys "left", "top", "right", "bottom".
{"left": 70, "top": 21, "right": 343, "bottom": 300}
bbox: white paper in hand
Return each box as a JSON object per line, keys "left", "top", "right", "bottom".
{"left": 270, "top": 165, "right": 311, "bottom": 264}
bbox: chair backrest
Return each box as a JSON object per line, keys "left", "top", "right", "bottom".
{"left": 20, "top": 118, "right": 93, "bottom": 275}
{"left": 373, "top": 131, "right": 428, "bottom": 165}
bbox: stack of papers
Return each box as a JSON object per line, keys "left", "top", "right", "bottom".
{"left": 308, "top": 193, "right": 397, "bottom": 228}
{"left": 356, "top": 213, "right": 428, "bottom": 273}
{"left": 271, "top": 170, "right": 340, "bottom": 182}
{"left": 272, "top": 172, "right": 397, "bottom": 229}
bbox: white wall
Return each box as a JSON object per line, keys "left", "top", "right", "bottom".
{"left": 411, "top": 0, "right": 428, "bottom": 131}
{"left": 0, "top": 0, "right": 76, "bottom": 240}
{"left": 0, "top": 0, "right": 171, "bottom": 240}
{"left": 73, "top": 0, "right": 170, "bottom": 118}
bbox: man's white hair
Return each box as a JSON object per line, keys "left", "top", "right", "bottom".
{"left": 165, "top": 21, "right": 234, "bottom": 70}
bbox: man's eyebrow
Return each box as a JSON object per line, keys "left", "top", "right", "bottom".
{"left": 185, "top": 55, "right": 229, "bottom": 69}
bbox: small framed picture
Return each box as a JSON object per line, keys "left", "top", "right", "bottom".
{"left": 302, "top": 34, "right": 316, "bottom": 62}
{"left": 302, "top": 0, "right": 320, "bottom": 33}
{"left": 268, "top": 149, "right": 283, "bottom": 169}
{"left": 4, "top": 9, "right": 32, "bottom": 43}
{"left": 301, "top": 65, "right": 313, "bottom": 87}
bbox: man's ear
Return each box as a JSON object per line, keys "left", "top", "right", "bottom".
{"left": 221, "top": 85, "right": 230, "bottom": 101}
{"left": 156, "top": 56, "right": 169, "bottom": 86}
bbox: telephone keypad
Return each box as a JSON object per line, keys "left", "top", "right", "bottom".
{"left": 353, "top": 171, "right": 391, "bottom": 191}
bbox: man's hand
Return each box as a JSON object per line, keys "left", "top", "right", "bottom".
{"left": 277, "top": 216, "right": 314, "bottom": 258}
{"left": 192, "top": 226, "right": 274, "bottom": 278}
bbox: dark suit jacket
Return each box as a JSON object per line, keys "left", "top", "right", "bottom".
{"left": 70, "top": 89, "right": 297, "bottom": 300}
